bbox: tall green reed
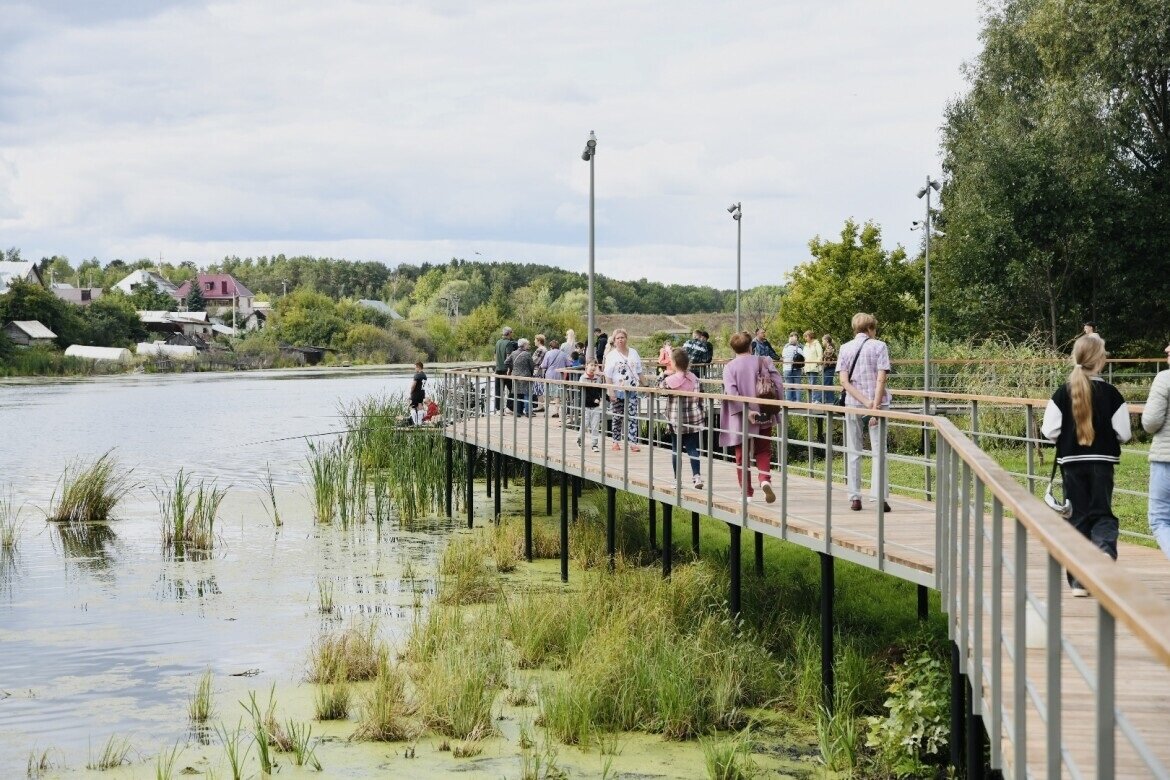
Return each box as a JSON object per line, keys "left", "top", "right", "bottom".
{"left": 49, "top": 450, "right": 136, "bottom": 523}
{"left": 156, "top": 469, "right": 226, "bottom": 553}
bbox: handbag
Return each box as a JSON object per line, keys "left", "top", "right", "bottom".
{"left": 752, "top": 357, "right": 780, "bottom": 423}
{"left": 1044, "top": 457, "right": 1072, "bottom": 518}
{"left": 836, "top": 337, "right": 870, "bottom": 407}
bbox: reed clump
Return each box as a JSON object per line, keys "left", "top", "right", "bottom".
{"left": 0, "top": 491, "right": 22, "bottom": 550}
{"left": 308, "top": 622, "right": 382, "bottom": 683}
{"left": 413, "top": 630, "right": 505, "bottom": 740}
{"left": 437, "top": 534, "right": 497, "bottom": 605}
{"left": 188, "top": 669, "right": 214, "bottom": 723}
{"left": 86, "top": 734, "right": 133, "bottom": 770}
{"left": 49, "top": 450, "right": 136, "bottom": 523}
{"left": 157, "top": 469, "right": 226, "bottom": 553}
{"left": 353, "top": 648, "right": 419, "bottom": 742}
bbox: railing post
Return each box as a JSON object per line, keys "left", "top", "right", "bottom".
{"left": 1097, "top": 605, "right": 1116, "bottom": 778}
{"left": 876, "top": 416, "right": 887, "bottom": 570}
{"left": 989, "top": 498, "right": 1003, "bottom": 771}
{"left": 706, "top": 397, "right": 715, "bottom": 515}
{"left": 970, "top": 399, "right": 979, "bottom": 447}
{"left": 648, "top": 392, "right": 656, "bottom": 501}
{"left": 1046, "top": 555, "right": 1062, "bottom": 779}
{"left": 1013, "top": 520, "right": 1027, "bottom": 779}
{"left": 1025, "top": 405, "right": 1037, "bottom": 495}
{"left": 822, "top": 409, "right": 832, "bottom": 547}
{"left": 780, "top": 407, "right": 790, "bottom": 526}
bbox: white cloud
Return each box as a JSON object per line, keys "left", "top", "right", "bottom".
{"left": 0, "top": 0, "right": 982, "bottom": 288}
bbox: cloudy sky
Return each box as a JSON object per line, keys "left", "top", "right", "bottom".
{"left": 0, "top": 1, "right": 983, "bottom": 287}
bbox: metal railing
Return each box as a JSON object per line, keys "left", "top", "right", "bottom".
{"left": 441, "top": 365, "right": 1170, "bottom": 779}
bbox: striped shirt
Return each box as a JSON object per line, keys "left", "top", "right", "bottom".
{"left": 837, "top": 334, "right": 891, "bottom": 407}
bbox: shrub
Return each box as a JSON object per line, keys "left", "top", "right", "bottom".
{"left": 865, "top": 641, "right": 950, "bottom": 777}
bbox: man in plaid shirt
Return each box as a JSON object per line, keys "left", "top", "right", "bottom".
{"left": 838, "top": 312, "right": 892, "bottom": 512}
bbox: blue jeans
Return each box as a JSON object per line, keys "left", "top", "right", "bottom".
{"left": 1149, "top": 462, "right": 1170, "bottom": 561}
{"left": 515, "top": 384, "right": 531, "bottom": 417}
{"left": 671, "top": 430, "right": 701, "bottom": 478}
{"left": 821, "top": 367, "right": 837, "bottom": 404}
{"left": 804, "top": 370, "right": 821, "bottom": 403}
{"left": 784, "top": 369, "right": 802, "bottom": 401}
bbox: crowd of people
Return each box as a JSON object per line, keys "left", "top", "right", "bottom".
{"left": 484, "top": 314, "right": 893, "bottom": 512}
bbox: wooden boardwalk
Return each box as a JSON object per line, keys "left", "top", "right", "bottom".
{"left": 448, "top": 411, "right": 1170, "bottom": 779}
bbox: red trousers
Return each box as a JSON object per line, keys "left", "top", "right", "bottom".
{"left": 734, "top": 427, "right": 773, "bottom": 494}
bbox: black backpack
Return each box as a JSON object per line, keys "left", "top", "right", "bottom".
{"left": 792, "top": 348, "right": 805, "bottom": 370}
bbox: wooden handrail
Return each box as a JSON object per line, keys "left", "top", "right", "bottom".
{"left": 933, "top": 416, "right": 1170, "bottom": 666}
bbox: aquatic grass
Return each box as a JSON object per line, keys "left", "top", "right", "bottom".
{"left": 307, "top": 622, "right": 381, "bottom": 682}
{"left": 437, "top": 534, "right": 497, "bottom": 605}
{"left": 285, "top": 720, "right": 322, "bottom": 770}
{"left": 700, "top": 731, "right": 758, "bottom": 780}
{"left": 317, "top": 578, "right": 335, "bottom": 614}
{"left": 214, "top": 720, "right": 251, "bottom": 780}
{"left": 489, "top": 520, "right": 520, "bottom": 572}
{"left": 0, "top": 491, "right": 23, "bottom": 549}
{"left": 156, "top": 469, "right": 226, "bottom": 553}
{"left": 241, "top": 690, "right": 276, "bottom": 774}
{"left": 188, "top": 669, "right": 214, "bottom": 723}
{"left": 353, "top": 649, "right": 418, "bottom": 742}
{"left": 411, "top": 617, "right": 505, "bottom": 740}
{"left": 261, "top": 461, "right": 281, "bottom": 527}
{"left": 404, "top": 604, "right": 466, "bottom": 664}
{"left": 313, "top": 659, "right": 351, "bottom": 721}
{"left": 816, "top": 696, "right": 863, "bottom": 773}
{"left": 25, "top": 747, "right": 57, "bottom": 778}
{"left": 86, "top": 734, "right": 133, "bottom": 770}
{"left": 49, "top": 450, "right": 136, "bottom": 523}
{"left": 306, "top": 440, "right": 340, "bottom": 524}
{"left": 154, "top": 742, "right": 182, "bottom": 780}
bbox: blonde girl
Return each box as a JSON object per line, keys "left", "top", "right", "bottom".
{"left": 1041, "top": 335, "right": 1131, "bottom": 596}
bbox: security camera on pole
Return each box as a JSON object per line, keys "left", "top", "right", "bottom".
{"left": 728, "top": 202, "right": 742, "bottom": 332}
{"left": 582, "top": 131, "right": 598, "bottom": 361}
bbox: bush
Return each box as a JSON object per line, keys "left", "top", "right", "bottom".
{"left": 865, "top": 640, "right": 950, "bottom": 777}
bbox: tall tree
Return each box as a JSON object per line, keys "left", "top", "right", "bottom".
{"left": 185, "top": 280, "right": 206, "bottom": 312}
{"left": 778, "top": 220, "right": 921, "bottom": 342}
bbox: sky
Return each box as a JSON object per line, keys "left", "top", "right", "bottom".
{"left": 0, "top": 1, "right": 985, "bottom": 288}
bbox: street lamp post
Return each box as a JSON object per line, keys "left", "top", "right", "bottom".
{"left": 915, "top": 177, "right": 941, "bottom": 396}
{"left": 728, "top": 202, "right": 742, "bottom": 332}
{"left": 581, "top": 131, "right": 598, "bottom": 361}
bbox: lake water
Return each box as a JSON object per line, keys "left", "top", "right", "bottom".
{"left": 0, "top": 367, "right": 458, "bottom": 777}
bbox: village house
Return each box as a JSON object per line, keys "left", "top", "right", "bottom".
{"left": 50, "top": 283, "right": 104, "bottom": 306}
{"left": 3, "top": 320, "right": 57, "bottom": 347}
{"left": 174, "top": 274, "right": 254, "bottom": 315}
{"left": 138, "top": 310, "right": 214, "bottom": 341}
{"left": 0, "top": 261, "right": 44, "bottom": 292}
{"left": 113, "top": 270, "right": 179, "bottom": 297}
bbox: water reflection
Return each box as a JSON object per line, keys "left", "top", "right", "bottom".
{"left": 155, "top": 572, "right": 222, "bottom": 603}
{"left": 0, "top": 545, "right": 19, "bottom": 598}
{"left": 51, "top": 522, "right": 118, "bottom": 570}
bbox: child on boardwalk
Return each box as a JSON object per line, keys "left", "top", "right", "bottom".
{"left": 1041, "top": 334, "right": 1131, "bottom": 596}
{"left": 579, "top": 359, "right": 605, "bottom": 452}
{"left": 657, "top": 347, "right": 705, "bottom": 488}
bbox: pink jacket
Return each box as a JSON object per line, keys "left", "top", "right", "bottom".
{"left": 719, "top": 354, "right": 783, "bottom": 447}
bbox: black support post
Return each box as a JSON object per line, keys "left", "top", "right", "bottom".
{"left": 950, "top": 642, "right": 965, "bottom": 770}
{"left": 524, "top": 460, "right": 533, "bottom": 562}
{"left": 606, "top": 486, "right": 616, "bottom": 570}
{"left": 820, "top": 552, "right": 835, "bottom": 709}
{"left": 486, "top": 450, "right": 492, "bottom": 498}
{"left": 649, "top": 499, "right": 657, "bottom": 551}
{"left": 917, "top": 584, "right": 929, "bottom": 621}
{"left": 559, "top": 470, "right": 569, "bottom": 582}
{"left": 464, "top": 442, "right": 475, "bottom": 529}
{"left": 691, "top": 511, "right": 700, "bottom": 556}
{"left": 729, "top": 523, "right": 742, "bottom": 617}
{"left": 662, "top": 504, "right": 673, "bottom": 578}
{"left": 444, "top": 436, "right": 453, "bottom": 518}
{"left": 754, "top": 531, "right": 764, "bottom": 575}
{"left": 966, "top": 680, "right": 985, "bottom": 780}
{"left": 546, "top": 471, "right": 553, "bottom": 516}
{"left": 493, "top": 451, "right": 502, "bottom": 523}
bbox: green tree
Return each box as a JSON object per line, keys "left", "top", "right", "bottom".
{"left": 778, "top": 220, "right": 921, "bottom": 342}
{"left": 0, "top": 279, "right": 85, "bottom": 346}
{"left": 186, "top": 280, "right": 206, "bottom": 312}
{"left": 936, "top": 0, "right": 1170, "bottom": 352}
{"left": 128, "top": 279, "right": 177, "bottom": 311}
{"left": 83, "top": 294, "right": 147, "bottom": 347}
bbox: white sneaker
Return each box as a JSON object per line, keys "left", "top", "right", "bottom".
{"left": 1071, "top": 586, "right": 1089, "bottom": 598}
{"left": 761, "top": 481, "right": 776, "bottom": 504}
{"left": 692, "top": 474, "right": 704, "bottom": 489}
{"left": 592, "top": 444, "right": 600, "bottom": 453}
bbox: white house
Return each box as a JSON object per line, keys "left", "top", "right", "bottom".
{"left": 0, "top": 261, "right": 44, "bottom": 291}
{"left": 113, "top": 270, "right": 179, "bottom": 297}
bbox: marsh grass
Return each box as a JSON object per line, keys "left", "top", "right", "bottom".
{"left": 86, "top": 734, "right": 133, "bottom": 770}
{"left": 700, "top": 731, "right": 758, "bottom": 780}
{"left": 241, "top": 689, "right": 279, "bottom": 774}
{"left": 308, "top": 622, "right": 381, "bottom": 682}
{"left": 156, "top": 469, "right": 226, "bottom": 553}
{"left": 285, "top": 720, "right": 322, "bottom": 770}
{"left": 25, "top": 747, "right": 57, "bottom": 778}
{"left": 188, "top": 669, "right": 214, "bottom": 723}
{"left": 489, "top": 520, "right": 519, "bottom": 572}
{"left": 313, "top": 660, "right": 351, "bottom": 721}
{"left": 437, "top": 534, "right": 497, "bottom": 605}
{"left": 353, "top": 649, "right": 418, "bottom": 741}
{"left": 49, "top": 450, "right": 136, "bottom": 523}
{"left": 317, "top": 578, "right": 335, "bottom": 614}
{"left": 259, "top": 462, "right": 281, "bottom": 527}
{"left": 214, "top": 720, "right": 251, "bottom": 780}
{"left": 0, "top": 491, "right": 22, "bottom": 549}
{"left": 154, "top": 742, "right": 182, "bottom": 780}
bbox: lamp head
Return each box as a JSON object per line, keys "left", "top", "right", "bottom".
{"left": 929, "top": 178, "right": 941, "bottom": 192}
{"left": 911, "top": 220, "right": 923, "bottom": 230}
{"left": 916, "top": 187, "right": 928, "bottom": 199}
{"left": 581, "top": 130, "right": 597, "bottom": 161}
{"left": 727, "top": 202, "right": 741, "bottom": 218}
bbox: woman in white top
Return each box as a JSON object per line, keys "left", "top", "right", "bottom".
{"left": 603, "top": 328, "right": 643, "bottom": 451}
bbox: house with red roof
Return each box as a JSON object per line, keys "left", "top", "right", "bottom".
{"left": 173, "top": 274, "right": 254, "bottom": 314}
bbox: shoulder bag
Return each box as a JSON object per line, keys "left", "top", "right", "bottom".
{"left": 836, "top": 337, "right": 869, "bottom": 407}
{"left": 1043, "top": 456, "right": 1072, "bottom": 518}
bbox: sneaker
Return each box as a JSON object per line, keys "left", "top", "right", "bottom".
{"left": 850, "top": 499, "right": 862, "bottom": 512}
{"left": 592, "top": 444, "right": 600, "bottom": 453}
{"left": 1071, "top": 586, "right": 1089, "bottom": 598}
{"left": 576, "top": 438, "right": 581, "bottom": 446}
{"left": 760, "top": 481, "right": 776, "bottom": 504}
{"left": 551, "top": 412, "right": 560, "bottom": 418}
{"left": 611, "top": 442, "right": 621, "bottom": 452}
{"left": 630, "top": 444, "right": 641, "bottom": 453}
{"left": 882, "top": 501, "right": 892, "bottom": 513}
{"left": 692, "top": 474, "right": 704, "bottom": 489}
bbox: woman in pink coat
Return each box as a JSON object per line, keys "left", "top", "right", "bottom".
{"left": 720, "top": 330, "right": 783, "bottom": 503}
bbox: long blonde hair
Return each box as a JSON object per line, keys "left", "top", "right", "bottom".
{"left": 1069, "top": 335, "right": 1107, "bottom": 446}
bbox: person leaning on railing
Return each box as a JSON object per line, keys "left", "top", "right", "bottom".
{"left": 1140, "top": 338, "right": 1170, "bottom": 561}
{"left": 1041, "top": 334, "right": 1131, "bottom": 597}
